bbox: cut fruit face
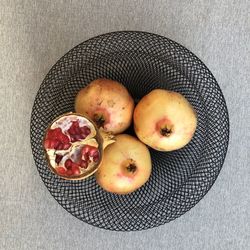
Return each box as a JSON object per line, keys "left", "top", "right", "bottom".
{"left": 43, "top": 114, "right": 102, "bottom": 179}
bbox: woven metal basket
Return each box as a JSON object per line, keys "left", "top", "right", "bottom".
{"left": 30, "top": 31, "right": 229, "bottom": 231}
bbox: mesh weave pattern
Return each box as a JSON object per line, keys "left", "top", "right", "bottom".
{"left": 30, "top": 31, "right": 229, "bottom": 231}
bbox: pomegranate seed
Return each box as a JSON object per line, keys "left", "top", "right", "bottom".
{"left": 84, "top": 126, "right": 91, "bottom": 135}
{"left": 82, "top": 154, "right": 90, "bottom": 162}
{"left": 93, "top": 150, "right": 99, "bottom": 157}
{"left": 79, "top": 127, "right": 86, "bottom": 133}
{"left": 70, "top": 134, "right": 85, "bottom": 142}
{"left": 47, "top": 128, "right": 59, "bottom": 138}
{"left": 46, "top": 128, "right": 64, "bottom": 142}
{"left": 81, "top": 134, "right": 87, "bottom": 139}
{"left": 80, "top": 126, "right": 91, "bottom": 135}
{"left": 63, "top": 143, "right": 71, "bottom": 150}
{"left": 81, "top": 145, "right": 96, "bottom": 161}
{"left": 63, "top": 136, "right": 70, "bottom": 144}
{"left": 57, "top": 143, "right": 64, "bottom": 150}
{"left": 68, "top": 126, "right": 76, "bottom": 135}
{"left": 75, "top": 127, "right": 81, "bottom": 134}
{"left": 80, "top": 160, "right": 88, "bottom": 169}
{"left": 89, "top": 147, "right": 97, "bottom": 157}
{"left": 56, "top": 167, "right": 66, "bottom": 175}
{"left": 72, "top": 162, "right": 79, "bottom": 168}
{"left": 92, "top": 151, "right": 100, "bottom": 162}
{"left": 74, "top": 134, "right": 83, "bottom": 141}
{"left": 44, "top": 139, "right": 51, "bottom": 149}
{"left": 52, "top": 128, "right": 63, "bottom": 137}
{"left": 66, "top": 169, "right": 73, "bottom": 176}
{"left": 71, "top": 136, "right": 78, "bottom": 142}
{"left": 65, "top": 159, "right": 73, "bottom": 168}
{"left": 72, "top": 121, "right": 79, "bottom": 128}
{"left": 50, "top": 139, "right": 61, "bottom": 149}
{"left": 50, "top": 139, "right": 59, "bottom": 149}
{"left": 93, "top": 156, "right": 99, "bottom": 163}
{"left": 82, "top": 145, "right": 90, "bottom": 155}
{"left": 72, "top": 165, "right": 80, "bottom": 175}
{"left": 57, "top": 133, "right": 69, "bottom": 144}
{"left": 55, "top": 154, "right": 63, "bottom": 164}
{"left": 47, "top": 130, "right": 54, "bottom": 138}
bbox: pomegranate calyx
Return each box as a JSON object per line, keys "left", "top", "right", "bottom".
{"left": 93, "top": 113, "right": 106, "bottom": 128}
{"left": 99, "top": 128, "right": 115, "bottom": 149}
{"left": 126, "top": 159, "right": 137, "bottom": 173}
{"left": 160, "top": 127, "right": 172, "bottom": 137}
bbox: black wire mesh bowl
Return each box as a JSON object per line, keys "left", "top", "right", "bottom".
{"left": 30, "top": 31, "right": 229, "bottom": 231}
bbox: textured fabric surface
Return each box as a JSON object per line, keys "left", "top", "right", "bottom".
{"left": 0, "top": 0, "right": 249, "bottom": 249}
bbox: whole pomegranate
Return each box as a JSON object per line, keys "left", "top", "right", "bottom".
{"left": 95, "top": 134, "right": 152, "bottom": 195}
{"left": 134, "top": 89, "right": 197, "bottom": 151}
{"left": 75, "top": 78, "right": 134, "bottom": 134}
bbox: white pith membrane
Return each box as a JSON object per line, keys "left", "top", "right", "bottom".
{"left": 44, "top": 114, "right": 100, "bottom": 177}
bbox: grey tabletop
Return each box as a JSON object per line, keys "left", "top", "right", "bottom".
{"left": 1, "top": 0, "right": 249, "bottom": 249}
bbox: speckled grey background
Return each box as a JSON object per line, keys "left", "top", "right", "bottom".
{"left": 0, "top": 0, "right": 249, "bottom": 249}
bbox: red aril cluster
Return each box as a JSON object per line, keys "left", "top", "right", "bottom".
{"left": 55, "top": 145, "right": 100, "bottom": 177}
{"left": 44, "top": 128, "right": 71, "bottom": 150}
{"left": 68, "top": 120, "right": 91, "bottom": 142}
{"left": 63, "top": 159, "right": 81, "bottom": 176}
{"left": 82, "top": 145, "right": 100, "bottom": 163}
{"left": 44, "top": 120, "right": 92, "bottom": 151}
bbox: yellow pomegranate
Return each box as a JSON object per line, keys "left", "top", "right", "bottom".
{"left": 75, "top": 78, "right": 134, "bottom": 134}
{"left": 134, "top": 89, "right": 197, "bottom": 151}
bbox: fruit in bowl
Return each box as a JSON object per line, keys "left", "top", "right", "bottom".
{"left": 95, "top": 134, "right": 152, "bottom": 194}
{"left": 75, "top": 78, "right": 134, "bottom": 134}
{"left": 133, "top": 89, "right": 197, "bottom": 151}
{"left": 43, "top": 79, "right": 197, "bottom": 195}
{"left": 43, "top": 113, "right": 114, "bottom": 180}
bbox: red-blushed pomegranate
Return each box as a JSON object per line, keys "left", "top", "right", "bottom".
{"left": 43, "top": 113, "right": 102, "bottom": 180}
{"left": 133, "top": 89, "right": 197, "bottom": 151}
{"left": 74, "top": 78, "right": 134, "bottom": 134}
{"left": 95, "top": 134, "right": 152, "bottom": 195}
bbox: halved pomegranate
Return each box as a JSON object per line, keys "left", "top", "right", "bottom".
{"left": 43, "top": 113, "right": 111, "bottom": 180}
